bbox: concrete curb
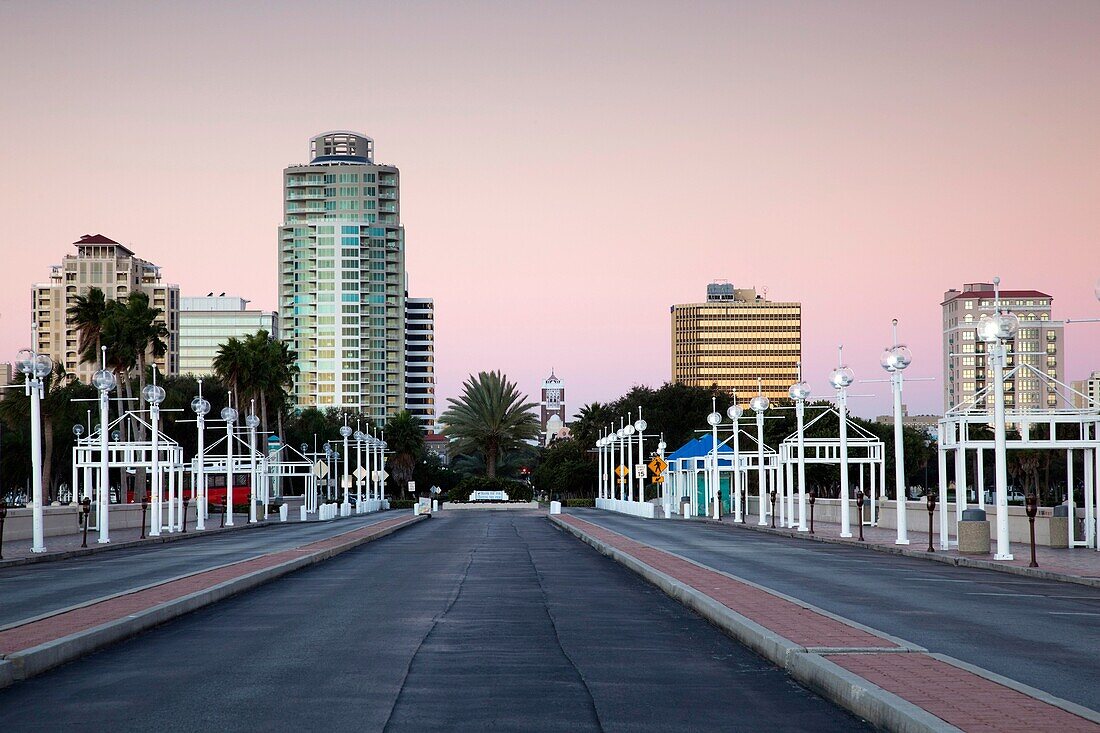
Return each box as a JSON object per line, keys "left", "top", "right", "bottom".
{"left": 0, "top": 514, "right": 427, "bottom": 687}
{"left": 550, "top": 514, "right": 965, "bottom": 733}
{"left": 698, "top": 517, "right": 1100, "bottom": 590}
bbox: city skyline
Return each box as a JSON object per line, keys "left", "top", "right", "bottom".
{"left": 2, "top": 1, "right": 1099, "bottom": 418}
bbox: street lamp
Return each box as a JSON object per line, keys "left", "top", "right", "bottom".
{"left": 750, "top": 387, "right": 770, "bottom": 526}
{"left": 141, "top": 373, "right": 166, "bottom": 536}
{"left": 615, "top": 423, "right": 626, "bottom": 501}
{"left": 657, "top": 436, "right": 667, "bottom": 512}
{"left": 71, "top": 424, "right": 84, "bottom": 506}
{"left": 354, "top": 429, "right": 366, "bottom": 506}
{"left": 246, "top": 407, "right": 260, "bottom": 523}
{"left": 881, "top": 319, "right": 913, "bottom": 545}
{"left": 788, "top": 370, "right": 811, "bottom": 532}
{"left": 16, "top": 344, "right": 52, "bottom": 553}
{"left": 596, "top": 434, "right": 605, "bottom": 500}
{"left": 829, "top": 348, "right": 856, "bottom": 538}
{"left": 623, "top": 417, "right": 636, "bottom": 503}
{"left": 707, "top": 399, "right": 722, "bottom": 520}
{"left": 191, "top": 384, "right": 211, "bottom": 531}
{"left": 91, "top": 351, "right": 116, "bottom": 544}
{"left": 979, "top": 277, "right": 1020, "bottom": 560}
{"left": 340, "top": 420, "right": 353, "bottom": 509}
{"left": 634, "top": 411, "right": 647, "bottom": 504}
{"left": 727, "top": 402, "right": 744, "bottom": 522}
{"left": 221, "top": 405, "right": 238, "bottom": 525}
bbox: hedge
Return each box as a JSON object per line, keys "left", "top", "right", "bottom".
{"left": 446, "top": 476, "right": 533, "bottom": 503}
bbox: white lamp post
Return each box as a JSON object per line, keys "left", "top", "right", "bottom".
{"left": 246, "top": 404, "right": 260, "bottom": 523}
{"left": 91, "top": 350, "right": 116, "bottom": 544}
{"left": 624, "top": 415, "right": 636, "bottom": 503}
{"left": 141, "top": 373, "right": 166, "bottom": 536}
{"left": 750, "top": 388, "right": 770, "bottom": 526}
{"left": 191, "top": 384, "right": 211, "bottom": 531}
{"left": 596, "top": 434, "right": 605, "bottom": 500}
{"left": 354, "top": 428, "right": 365, "bottom": 506}
{"left": 340, "top": 420, "right": 353, "bottom": 509}
{"left": 726, "top": 402, "right": 744, "bottom": 522}
{"left": 881, "top": 320, "right": 913, "bottom": 545}
{"left": 634, "top": 411, "right": 647, "bottom": 504}
{"left": 707, "top": 397, "right": 722, "bottom": 519}
{"left": 657, "top": 436, "right": 667, "bottom": 511}
{"left": 221, "top": 404, "right": 238, "bottom": 525}
{"left": 978, "top": 277, "right": 1020, "bottom": 560}
{"left": 616, "top": 421, "right": 626, "bottom": 500}
{"left": 16, "top": 343, "right": 52, "bottom": 553}
{"left": 829, "top": 348, "right": 856, "bottom": 538}
{"left": 788, "top": 370, "right": 811, "bottom": 532}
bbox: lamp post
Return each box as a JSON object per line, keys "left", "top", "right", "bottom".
{"left": 142, "top": 371, "right": 166, "bottom": 536}
{"left": 829, "top": 347, "right": 855, "bottom": 538}
{"left": 90, "top": 350, "right": 116, "bottom": 545}
{"left": 707, "top": 398, "right": 722, "bottom": 520}
{"left": 190, "top": 382, "right": 211, "bottom": 531}
{"left": 727, "top": 402, "right": 744, "bottom": 522}
{"left": 221, "top": 404, "right": 238, "bottom": 525}
{"left": 355, "top": 429, "right": 365, "bottom": 506}
{"left": 322, "top": 442, "right": 332, "bottom": 501}
{"left": 246, "top": 404, "right": 260, "bottom": 523}
{"left": 881, "top": 320, "right": 913, "bottom": 545}
{"left": 788, "top": 370, "right": 811, "bottom": 532}
{"left": 596, "top": 433, "right": 604, "bottom": 500}
{"left": 72, "top": 424, "right": 84, "bottom": 505}
{"left": 634, "top": 410, "right": 647, "bottom": 504}
{"left": 616, "top": 421, "right": 626, "bottom": 500}
{"left": 624, "top": 416, "right": 636, "bottom": 503}
{"left": 978, "top": 277, "right": 1020, "bottom": 560}
{"left": 16, "top": 343, "right": 52, "bottom": 553}
{"left": 657, "top": 436, "right": 667, "bottom": 512}
{"left": 750, "top": 387, "right": 770, "bottom": 526}
{"left": 340, "top": 417, "right": 353, "bottom": 508}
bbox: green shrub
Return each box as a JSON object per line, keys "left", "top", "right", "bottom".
{"left": 388, "top": 499, "right": 415, "bottom": 509}
{"left": 564, "top": 498, "right": 595, "bottom": 507}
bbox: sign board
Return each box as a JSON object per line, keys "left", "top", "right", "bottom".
{"left": 341, "top": 475, "right": 352, "bottom": 489}
{"left": 615, "top": 465, "right": 630, "bottom": 478}
{"left": 653, "top": 475, "right": 665, "bottom": 484}
{"left": 647, "top": 456, "right": 668, "bottom": 476}
{"left": 407, "top": 481, "right": 416, "bottom": 493}
{"left": 353, "top": 466, "right": 367, "bottom": 481}
{"left": 635, "top": 464, "right": 646, "bottom": 477}
{"left": 373, "top": 470, "right": 389, "bottom": 483}
{"left": 313, "top": 460, "right": 329, "bottom": 479}
{"left": 470, "top": 489, "right": 509, "bottom": 501}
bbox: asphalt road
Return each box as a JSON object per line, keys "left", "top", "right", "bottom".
{"left": 568, "top": 508, "right": 1100, "bottom": 712}
{"left": 0, "top": 511, "right": 403, "bottom": 628}
{"left": 0, "top": 511, "right": 869, "bottom": 732}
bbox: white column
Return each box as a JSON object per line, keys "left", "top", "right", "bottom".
{"left": 196, "top": 416, "right": 206, "bottom": 530}
{"left": 977, "top": 448, "right": 986, "bottom": 511}
{"left": 249, "top": 416, "right": 258, "bottom": 524}
{"left": 838, "top": 389, "right": 852, "bottom": 538}
{"left": 992, "top": 340, "right": 1013, "bottom": 559}
{"left": 98, "top": 385, "right": 110, "bottom": 543}
{"left": 938, "top": 444, "right": 949, "bottom": 549}
{"left": 225, "top": 421, "right": 235, "bottom": 526}
{"left": 756, "top": 411, "right": 766, "bottom": 525}
{"left": 796, "top": 401, "right": 807, "bottom": 532}
{"left": 733, "top": 417, "right": 743, "bottom": 523}
{"left": 150, "top": 402, "right": 161, "bottom": 537}
{"left": 954, "top": 441, "right": 967, "bottom": 522}
{"left": 28, "top": 376, "right": 46, "bottom": 553}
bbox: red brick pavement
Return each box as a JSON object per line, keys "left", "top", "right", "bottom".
{"left": 560, "top": 515, "right": 895, "bottom": 649}
{"left": 829, "top": 653, "right": 1100, "bottom": 733}
{"left": 0, "top": 514, "right": 416, "bottom": 656}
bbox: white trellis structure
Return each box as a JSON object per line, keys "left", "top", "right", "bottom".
{"left": 263, "top": 444, "right": 320, "bottom": 513}
{"left": 939, "top": 363, "right": 1100, "bottom": 552}
{"left": 71, "top": 411, "right": 187, "bottom": 535}
{"left": 777, "top": 406, "right": 886, "bottom": 529}
{"left": 665, "top": 432, "right": 780, "bottom": 519}
{"left": 191, "top": 427, "right": 273, "bottom": 523}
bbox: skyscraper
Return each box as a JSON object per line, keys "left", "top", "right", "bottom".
{"left": 404, "top": 296, "right": 436, "bottom": 430}
{"left": 942, "top": 283, "right": 1064, "bottom": 412}
{"left": 33, "top": 234, "right": 179, "bottom": 383}
{"left": 179, "top": 295, "right": 278, "bottom": 376}
{"left": 278, "top": 132, "right": 405, "bottom": 419}
{"left": 671, "top": 282, "right": 801, "bottom": 401}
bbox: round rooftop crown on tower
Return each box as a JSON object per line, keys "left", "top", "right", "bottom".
{"left": 310, "top": 131, "right": 374, "bottom": 164}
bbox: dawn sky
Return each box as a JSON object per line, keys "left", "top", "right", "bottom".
{"left": 1, "top": 0, "right": 1098, "bottom": 419}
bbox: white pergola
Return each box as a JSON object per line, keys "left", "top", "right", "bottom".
{"left": 939, "top": 363, "right": 1100, "bottom": 551}
{"left": 71, "top": 411, "right": 187, "bottom": 535}
{"left": 665, "top": 432, "right": 779, "bottom": 519}
{"left": 777, "top": 406, "right": 886, "bottom": 529}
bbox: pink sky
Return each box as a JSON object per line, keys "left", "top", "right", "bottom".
{"left": 1, "top": 1, "right": 1098, "bottom": 420}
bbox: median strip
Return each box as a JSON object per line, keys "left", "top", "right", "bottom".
{"left": 0, "top": 513, "right": 427, "bottom": 687}
{"left": 552, "top": 513, "right": 1100, "bottom": 733}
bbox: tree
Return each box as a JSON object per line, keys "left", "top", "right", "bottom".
{"left": 440, "top": 371, "right": 540, "bottom": 478}
{"left": 383, "top": 410, "right": 425, "bottom": 493}
{"left": 212, "top": 336, "right": 249, "bottom": 411}
{"left": 68, "top": 287, "right": 109, "bottom": 366}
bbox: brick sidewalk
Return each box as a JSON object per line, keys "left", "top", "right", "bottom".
{"left": 0, "top": 514, "right": 416, "bottom": 657}
{"left": 726, "top": 509, "right": 1100, "bottom": 582}
{"left": 559, "top": 514, "right": 1100, "bottom": 733}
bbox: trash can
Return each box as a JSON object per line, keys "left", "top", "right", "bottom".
{"left": 679, "top": 497, "right": 691, "bottom": 518}
{"left": 1050, "top": 504, "right": 1070, "bottom": 549}
{"left": 957, "top": 508, "right": 990, "bottom": 554}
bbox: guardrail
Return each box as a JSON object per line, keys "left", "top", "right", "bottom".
{"left": 596, "top": 497, "right": 656, "bottom": 519}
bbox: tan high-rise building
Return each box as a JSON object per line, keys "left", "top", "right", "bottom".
{"left": 33, "top": 234, "right": 179, "bottom": 383}
{"left": 941, "top": 283, "right": 1064, "bottom": 413}
{"left": 671, "top": 282, "right": 801, "bottom": 401}
{"left": 1071, "top": 372, "right": 1100, "bottom": 409}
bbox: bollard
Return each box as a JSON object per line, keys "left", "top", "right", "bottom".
{"left": 0, "top": 501, "right": 6, "bottom": 559}
{"left": 769, "top": 489, "right": 777, "bottom": 528}
{"left": 1025, "top": 493, "right": 1039, "bottom": 568}
{"left": 81, "top": 497, "right": 92, "bottom": 548}
{"left": 855, "top": 490, "right": 865, "bottom": 542}
{"left": 925, "top": 490, "right": 936, "bottom": 552}
{"left": 808, "top": 490, "right": 816, "bottom": 534}
{"left": 182, "top": 496, "right": 190, "bottom": 534}
{"left": 220, "top": 501, "right": 226, "bottom": 528}
{"left": 141, "top": 496, "right": 149, "bottom": 540}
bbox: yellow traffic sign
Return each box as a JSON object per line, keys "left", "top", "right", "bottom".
{"left": 615, "top": 465, "right": 629, "bottom": 478}
{"left": 647, "top": 456, "right": 668, "bottom": 476}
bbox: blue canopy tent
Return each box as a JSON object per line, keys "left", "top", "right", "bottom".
{"left": 666, "top": 435, "right": 736, "bottom": 517}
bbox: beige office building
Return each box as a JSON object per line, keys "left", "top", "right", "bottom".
{"left": 180, "top": 296, "right": 278, "bottom": 376}
{"left": 671, "top": 282, "right": 801, "bottom": 401}
{"left": 33, "top": 234, "right": 179, "bottom": 383}
{"left": 1072, "top": 372, "right": 1100, "bottom": 409}
{"left": 941, "top": 283, "right": 1064, "bottom": 413}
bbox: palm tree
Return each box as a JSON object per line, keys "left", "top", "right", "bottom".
{"left": 440, "top": 371, "right": 540, "bottom": 478}
{"left": 68, "top": 287, "right": 108, "bottom": 366}
{"left": 213, "top": 336, "right": 249, "bottom": 410}
{"left": 384, "top": 410, "right": 425, "bottom": 493}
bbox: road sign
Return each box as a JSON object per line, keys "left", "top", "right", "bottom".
{"left": 353, "top": 466, "right": 367, "bottom": 481}
{"left": 634, "top": 464, "right": 646, "bottom": 477}
{"left": 653, "top": 475, "right": 665, "bottom": 484}
{"left": 615, "top": 465, "right": 630, "bottom": 478}
{"left": 313, "top": 460, "right": 329, "bottom": 479}
{"left": 373, "top": 470, "right": 389, "bottom": 483}
{"left": 341, "top": 476, "right": 352, "bottom": 489}
{"left": 647, "top": 456, "right": 668, "bottom": 476}
{"left": 407, "top": 481, "right": 416, "bottom": 493}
